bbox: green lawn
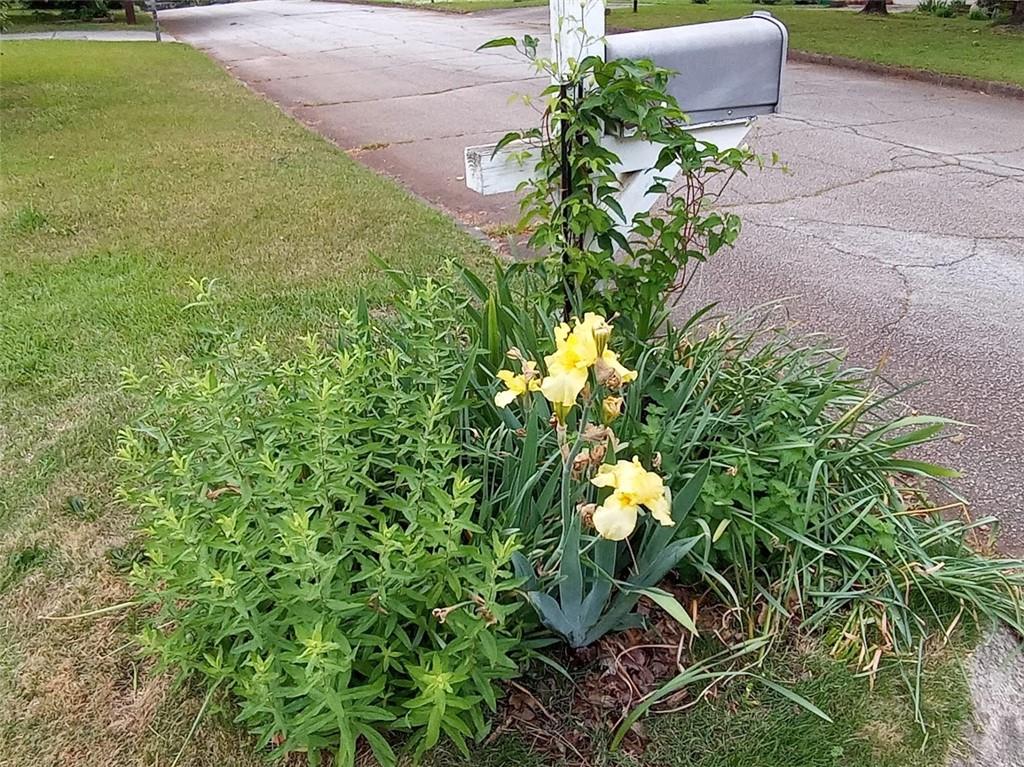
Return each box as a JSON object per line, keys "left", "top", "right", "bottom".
{"left": 2, "top": 7, "right": 156, "bottom": 32}
{"left": 432, "top": 644, "right": 973, "bottom": 767}
{"left": 425, "top": 0, "right": 1024, "bottom": 87}
{"left": 0, "top": 40, "right": 973, "bottom": 767}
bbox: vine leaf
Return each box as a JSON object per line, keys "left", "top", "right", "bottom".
{"left": 477, "top": 37, "right": 517, "bottom": 51}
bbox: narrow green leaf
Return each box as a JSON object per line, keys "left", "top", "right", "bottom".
{"left": 630, "top": 585, "right": 698, "bottom": 636}
{"left": 476, "top": 36, "right": 518, "bottom": 50}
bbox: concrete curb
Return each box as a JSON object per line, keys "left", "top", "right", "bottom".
{"left": 0, "top": 30, "right": 175, "bottom": 42}
{"left": 950, "top": 626, "right": 1024, "bottom": 767}
{"left": 786, "top": 50, "right": 1024, "bottom": 100}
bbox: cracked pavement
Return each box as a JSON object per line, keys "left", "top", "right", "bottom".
{"left": 688, "top": 74, "right": 1024, "bottom": 556}
{"left": 164, "top": 0, "right": 1024, "bottom": 553}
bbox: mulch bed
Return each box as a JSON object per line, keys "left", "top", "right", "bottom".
{"left": 487, "top": 585, "right": 747, "bottom": 766}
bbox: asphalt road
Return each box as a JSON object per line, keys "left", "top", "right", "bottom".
{"left": 164, "top": 0, "right": 1024, "bottom": 553}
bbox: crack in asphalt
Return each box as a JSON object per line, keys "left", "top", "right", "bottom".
{"left": 242, "top": 53, "right": 479, "bottom": 82}
{"left": 298, "top": 75, "right": 536, "bottom": 108}
{"left": 980, "top": 174, "right": 1024, "bottom": 190}
{"left": 842, "top": 123, "right": 1024, "bottom": 175}
{"left": 723, "top": 165, "right": 926, "bottom": 208}
{"left": 874, "top": 265, "right": 914, "bottom": 342}
{"left": 747, "top": 214, "right": 1023, "bottom": 245}
{"left": 896, "top": 238, "right": 982, "bottom": 271}
{"left": 725, "top": 146, "right": 1022, "bottom": 211}
{"left": 772, "top": 113, "right": 1024, "bottom": 178}
{"left": 745, "top": 218, "right": 915, "bottom": 341}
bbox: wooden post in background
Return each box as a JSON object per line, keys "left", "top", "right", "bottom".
{"left": 122, "top": 1, "right": 137, "bottom": 25}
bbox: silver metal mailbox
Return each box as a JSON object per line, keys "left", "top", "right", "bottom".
{"left": 605, "top": 12, "right": 788, "bottom": 124}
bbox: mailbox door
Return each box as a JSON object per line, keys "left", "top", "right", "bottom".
{"left": 605, "top": 13, "right": 788, "bottom": 124}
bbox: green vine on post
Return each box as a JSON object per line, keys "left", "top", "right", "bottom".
{"left": 480, "top": 35, "right": 780, "bottom": 341}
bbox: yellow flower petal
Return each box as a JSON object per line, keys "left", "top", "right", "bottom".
{"left": 601, "top": 395, "right": 624, "bottom": 424}
{"left": 647, "top": 489, "right": 673, "bottom": 526}
{"left": 582, "top": 312, "right": 613, "bottom": 354}
{"left": 592, "top": 494, "right": 639, "bottom": 541}
{"left": 547, "top": 317, "right": 599, "bottom": 377}
{"left": 494, "top": 389, "right": 519, "bottom": 408}
{"left": 592, "top": 457, "right": 671, "bottom": 531}
{"left": 540, "top": 368, "right": 588, "bottom": 407}
{"left": 601, "top": 350, "right": 637, "bottom": 384}
{"left": 553, "top": 322, "right": 571, "bottom": 346}
{"left": 591, "top": 462, "right": 621, "bottom": 489}
{"left": 495, "top": 367, "right": 535, "bottom": 408}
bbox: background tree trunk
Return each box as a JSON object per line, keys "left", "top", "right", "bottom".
{"left": 122, "top": 1, "right": 136, "bottom": 25}
{"left": 861, "top": 0, "right": 889, "bottom": 12}
{"left": 1010, "top": 0, "right": 1024, "bottom": 24}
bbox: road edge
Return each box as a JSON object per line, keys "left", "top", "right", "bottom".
{"left": 786, "top": 50, "right": 1024, "bottom": 100}
{"left": 314, "top": 2, "right": 1024, "bottom": 98}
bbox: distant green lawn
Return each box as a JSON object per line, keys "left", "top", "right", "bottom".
{"left": 2, "top": 7, "right": 156, "bottom": 32}
{"left": 0, "top": 39, "right": 972, "bottom": 767}
{"left": 418, "top": 0, "right": 1024, "bottom": 87}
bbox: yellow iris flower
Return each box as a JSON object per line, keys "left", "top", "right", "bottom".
{"left": 494, "top": 361, "right": 542, "bottom": 408}
{"left": 590, "top": 457, "right": 672, "bottom": 540}
{"left": 539, "top": 313, "right": 636, "bottom": 418}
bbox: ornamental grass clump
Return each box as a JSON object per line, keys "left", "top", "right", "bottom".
{"left": 458, "top": 263, "right": 1024, "bottom": 733}
{"left": 645, "top": 320, "right": 1024, "bottom": 658}
{"left": 118, "top": 283, "right": 524, "bottom": 767}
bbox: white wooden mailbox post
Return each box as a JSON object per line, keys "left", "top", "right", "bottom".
{"left": 464, "top": 1, "right": 788, "bottom": 229}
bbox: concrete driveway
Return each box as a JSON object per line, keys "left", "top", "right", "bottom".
{"left": 163, "top": 0, "right": 1024, "bottom": 553}
{"left": 164, "top": 0, "right": 546, "bottom": 227}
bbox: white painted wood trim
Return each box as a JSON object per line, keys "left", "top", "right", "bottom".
{"left": 550, "top": 0, "right": 605, "bottom": 82}
{"left": 615, "top": 163, "right": 678, "bottom": 233}
{"left": 464, "top": 119, "right": 753, "bottom": 196}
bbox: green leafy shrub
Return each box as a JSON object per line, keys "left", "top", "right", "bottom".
{"left": 917, "top": 0, "right": 961, "bottom": 15}
{"left": 22, "top": 0, "right": 110, "bottom": 20}
{"left": 118, "top": 282, "right": 524, "bottom": 766}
